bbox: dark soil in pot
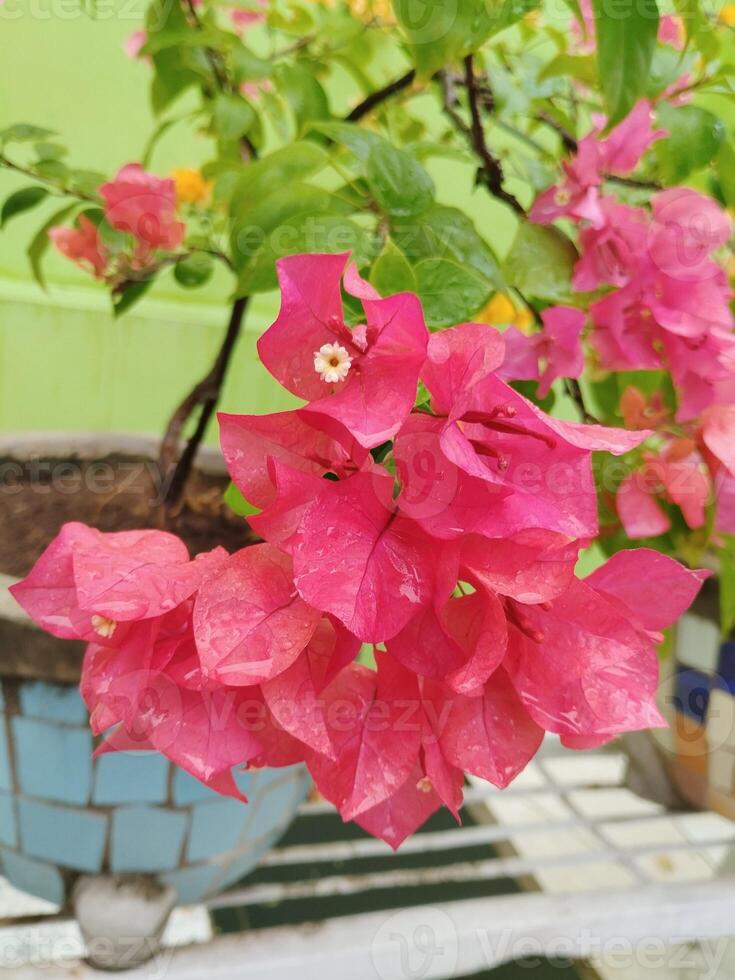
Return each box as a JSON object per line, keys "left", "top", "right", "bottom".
{"left": 0, "top": 435, "right": 252, "bottom": 682}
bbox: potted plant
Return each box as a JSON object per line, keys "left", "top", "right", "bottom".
{"left": 3, "top": 0, "right": 735, "bottom": 964}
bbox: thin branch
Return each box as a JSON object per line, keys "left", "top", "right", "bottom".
{"left": 345, "top": 69, "right": 417, "bottom": 122}
{"left": 565, "top": 378, "right": 600, "bottom": 425}
{"left": 439, "top": 70, "right": 471, "bottom": 138}
{"left": 0, "top": 154, "right": 100, "bottom": 204}
{"left": 160, "top": 296, "right": 249, "bottom": 507}
{"left": 184, "top": 0, "right": 229, "bottom": 91}
{"left": 155, "top": 1, "right": 257, "bottom": 507}
{"left": 536, "top": 112, "right": 578, "bottom": 154}
{"left": 461, "top": 56, "right": 526, "bottom": 217}
{"left": 604, "top": 173, "right": 663, "bottom": 192}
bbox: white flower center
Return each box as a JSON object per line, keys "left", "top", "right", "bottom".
{"left": 314, "top": 343, "right": 352, "bottom": 384}
{"left": 91, "top": 615, "right": 117, "bottom": 639}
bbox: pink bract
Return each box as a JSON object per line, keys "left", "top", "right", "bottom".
{"left": 257, "top": 253, "right": 428, "bottom": 448}
{"left": 100, "top": 163, "right": 185, "bottom": 251}
{"left": 49, "top": 216, "right": 108, "bottom": 280}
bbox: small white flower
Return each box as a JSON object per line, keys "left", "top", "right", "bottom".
{"left": 314, "top": 343, "right": 352, "bottom": 384}
{"left": 91, "top": 615, "right": 117, "bottom": 639}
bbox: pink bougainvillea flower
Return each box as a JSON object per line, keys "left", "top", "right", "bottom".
{"left": 435, "top": 667, "right": 544, "bottom": 788}
{"left": 460, "top": 530, "right": 580, "bottom": 604}
{"left": 572, "top": 199, "right": 649, "bottom": 292}
{"left": 617, "top": 439, "right": 710, "bottom": 539}
{"left": 100, "top": 163, "right": 185, "bottom": 251}
{"left": 505, "top": 550, "right": 708, "bottom": 744}
{"left": 229, "top": 1, "right": 266, "bottom": 33}
{"left": 657, "top": 13, "right": 685, "bottom": 49}
{"left": 499, "top": 306, "right": 585, "bottom": 397}
{"left": 257, "top": 253, "right": 428, "bottom": 448}
{"left": 261, "top": 616, "right": 360, "bottom": 758}
{"left": 304, "top": 657, "right": 424, "bottom": 823}
{"left": 218, "top": 409, "right": 366, "bottom": 512}
{"left": 597, "top": 101, "right": 667, "bottom": 176}
{"left": 49, "top": 215, "right": 108, "bottom": 280}
{"left": 123, "top": 29, "right": 147, "bottom": 60}
{"left": 289, "top": 468, "right": 458, "bottom": 642}
{"left": 9, "top": 522, "right": 225, "bottom": 642}
{"left": 398, "top": 332, "right": 649, "bottom": 540}
{"left": 620, "top": 386, "right": 669, "bottom": 431}
{"left": 648, "top": 188, "right": 732, "bottom": 286}
{"left": 387, "top": 578, "right": 508, "bottom": 695}
{"left": 531, "top": 102, "right": 664, "bottom": 229}
{"left": 572, "top": 0, "right": 684, "bottom": 54}
{"left": 529, "top": 137, "right": 605, "bottom": 227}
{"left": 194, "top": 543, "right": 322, "bottom": 685}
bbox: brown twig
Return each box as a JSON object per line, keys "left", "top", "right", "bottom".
{"left": 159, "top": 297, "right": 249, "bottom": 507}
{"left": 346, "top": 69, "right": 417, "bottom": 122}
{"left": 156, "top": 2, "right": 257, "bottom": 508}
{"left": 565, "top": 378, "right": 600, "bottom": 425}
{"left": 462, "top": 55, "right": 526, "bottom": 217}
{"left": 536, "top": 112, "right": 578, "bottom": 154}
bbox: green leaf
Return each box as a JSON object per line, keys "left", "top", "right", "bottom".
{"left": 592, "top": 0, "right": 659, "bottom": 126}
{"left": 237, "top": 215, "right": 377, "bottom": 294}
{"left": 27, "top": 203, "right": 79, "bottom": 289}
{"left": 391, "top": 205, "right": 503, "bottom": 286}
{"left": 34, "top": 159, "right": 69, "bottom": 182}
{"left": 34, "top": 142, "right": 67, "bottom": 161}
{"left": 716, "top": 142, "right": 735, "bottom": 208}
{"left": 230, "top": 141, "right": 330, "bottom": 213}
{"left": 309, "top": 121, "right": 386, "bottom": 162}
{"left": 0, "top": 123, "right": 55, "bottom": 145}
{"left": 655, "top": 103, "right": 725, "bottom": 182}
{"left": 366, "top": 142, "right": 434, "bottom": 217}
{"left": 274, "top": 63, "right": 330, "bottom": 135}
{"left": 224, "top": 481, "right": 260, "bottom": 518}
{"left": 483, "top": 0, "right": 542, "bottom": 37}
{"left": 67, "top": 169, "right": 105, "bottom": 198}
{"left": 146, "top": 0, "right": 207, "bottom": 114}
{"left": 504, "top": 223, "right": 577, "bottom": 302}
{"left": 231, "top": 183, "right": 355, "bottom": 271}
{"left": 719, "top": 537, "right": 735, "bottom": 637}
{"left": 370, "top": 239, "right": 417, "bottom": 296}
{"left": 392, "top": 0, "right": 495, "bottom": 77}
{"left": 113, "top": 278, "right": 154, "bottom": 318}
{"left": 1, "top": 186, "right": 49, "bottom": 228}
{"left": 232, "top": 42, "right": 272, "bottom": 83}
{"left": 540, "top": 54, "right": 597, "bottom": 87}
{"left": 174, "top": 252, "right": 214, "bottom": 289}
{"left": 414, "top": 257, "right": 490, "bottom": 328}
{"left": 212, "top": 93, "right": 256, "bottom": 141}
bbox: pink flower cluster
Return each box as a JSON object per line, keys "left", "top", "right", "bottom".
{"left": 11, "top": 253, "right": 708, "bottom": 847}
{"left": 531, "top": 102, "right": 735, "bottom": 421}
{"left": 49, "top": 164, "right": 185, "bottom": 281}
{"left": 528, "top": 101, "right": 735, "bottom": 541}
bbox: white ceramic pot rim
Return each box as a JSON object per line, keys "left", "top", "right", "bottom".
{"left": 0, "top": 430, "right": 227, "bottom": 475}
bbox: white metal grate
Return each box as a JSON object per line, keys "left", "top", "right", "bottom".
{"left": 3, "top": 738, "right": 735, "bottom": 979}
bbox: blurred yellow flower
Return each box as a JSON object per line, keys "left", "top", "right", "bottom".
{"left": 478, "top": 292, "right": 516, "bottom": 325}
{"left": 512, "top": 307, "right": 535, "bottom": 332}
{"left": 171, "top": 168, "right": 212, "bottom": 206}
{"left": 719, "top": 3, "right": 735, "bottom": 25}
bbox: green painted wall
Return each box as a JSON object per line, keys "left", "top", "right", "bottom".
{"left": 0, "top": 6, "right": 519, "bottom": 439}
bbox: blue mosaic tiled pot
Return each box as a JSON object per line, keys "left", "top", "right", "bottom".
{"left": 0, "top": 434, "right": 310, "bottom": 911}
{"left": 626, "top": 580, "right": 735, "bottom": 821}
{"left": 0, "top": 676, "right": 310, "bottom": 910}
